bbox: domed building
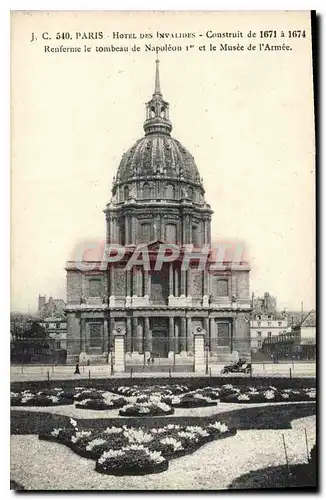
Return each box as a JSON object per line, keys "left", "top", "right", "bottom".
{"left": 65, "top": 60, "right": 252, "bottom": 369}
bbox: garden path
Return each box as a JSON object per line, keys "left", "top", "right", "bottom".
{"left": 12, "top": 399, "right": 315, "bottom": 419}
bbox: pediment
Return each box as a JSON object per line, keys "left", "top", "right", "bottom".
{"left": 137, "top": 239, "right": 180, "bottom": 252}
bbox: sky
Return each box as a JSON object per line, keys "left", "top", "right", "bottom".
{"left": 11, "top": 11, "right": 315, "bottom": 313}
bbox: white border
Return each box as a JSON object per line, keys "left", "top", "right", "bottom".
{"left": 3, "top": 2, "right": 323, "bottom": 499}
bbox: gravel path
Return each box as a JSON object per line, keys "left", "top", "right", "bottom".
{"left": 10, "top": 415, "right": 315, "bottom": 491}
{"left": 12, "top": 400, "right": 315, "bottom": 420}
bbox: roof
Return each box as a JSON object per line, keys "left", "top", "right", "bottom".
{"left": 115, "top": 135, "right": 203, "bottom": 187}
{"left": 300, "top": 310, "right": 316, "bottom": 328}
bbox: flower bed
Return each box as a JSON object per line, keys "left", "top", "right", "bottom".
{"left": 171, "top": 393, "right": 217, "bottom": 408}
{"left": 112, "top": 384, "right": 189, "bottom": 398}
{"left": 75, "top": 395, "right": 128, "bottom": 410}
{"left": 95, "top": 446, "right": 168, "bottom": 476}
{"left": 39, "top": 418, "right": 236, "bottom": 475}
{"left": 219, "top": 386, "right": 316, "bottom": 404}
{"left": 10, "top": 390, "right": 73, "bottom": 407}
{"left": 119, "top": 402, "right": 174, "bottom": 417}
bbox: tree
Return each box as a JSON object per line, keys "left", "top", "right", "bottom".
{"left": 11, "top": 319, "right": 50, "bottom": 363}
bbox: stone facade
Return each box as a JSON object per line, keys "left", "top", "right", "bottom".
{"left": 65, "top": 60, "right": 251, "bottom": 365}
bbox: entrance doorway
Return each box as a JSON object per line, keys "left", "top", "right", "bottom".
{"left": 150, "top": 318, "right": 169, "bottom": 358}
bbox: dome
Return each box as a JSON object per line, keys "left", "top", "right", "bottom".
{"left": 116, "top": 135, "right": 202, "bottom": 186}
{"left": 113, "top": 59, "right": 203, "bottom": 191}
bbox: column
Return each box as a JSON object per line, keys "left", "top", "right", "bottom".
{"left": 136, "top": 268, "right": 143, "bottom": 296}
{"left": 136, "top": 319, "right": 143, "bottom": 353}
{"left": 80, "top": 318, "right": 86, "bottom": 353}
{"left": 169, "top": 316, "right": 175, "bottom": 353}
{"left": 204, "top": 317, "right": 209, "bottom": 346}
{"left": 109, "top": 317, "right": 115, "bottom": 348}
{"left": 187, "top": 317, "right": 193, "bottom": 352}
{"left": 203, "top": 269, "right": 208, "bottom": 296}
{"left": 144, "top": 317, "right": 152, "bottom": 353}
{"left": 103, "top": 318, "right": 108, "bottom": 353}
{"left": 187, "top": 269, "right": 192, "bottom": 296}
{"left": 126, "top": 317, "right": 132, "bottom": 352}
{"left": 210, "top": 317, "right": 216, "bottom": 352}
{"left": 181, "top": 270, "right": 186, "bottom": 296}
{"left": 126, "top": 270, "right": 131, "bottom": 296}
{"left": 187, "top": 215, "right": 191, "bottom": 244}
{"left": 131, "top": 216, "right": 137, "bottom": 244}
{"left": 109, "top": 265, "right": 115, "bottom": 297}
{"left": 112, "top": 218, "right": 117, "bottom": 243}
{"left": 108, "top": 217, "right": 113, "bottom": 244}
{"left": 174, "top": 268, "right": 179, "bottom": 297}
{"left": 189, "top": 215, "right": 192, "bottom": 244}
{"left": 169, "top": 263, "right": 174, "bottom": 296}
{"left": 106, "top": 217, "right": 111, "bottom": 244}
{"left": 174, "top": 319, "right": 180, "bottom": 354}
{"left": 132, "top": 317, "right": 138, "bottom": 352}
{"left": 180, "top": 317, "right": 187, "bottom": 352}
{"left": 204, "top": 219, "right": 208, "bottom": 244}
{"left": 144, "top": 270, "right": 149, "bottom": 296}
{"left": 125, "top": 215, "right": 129, "bottom": 244}
{"left": 182, "top": 217, "right": 186, "bottom": 244}
{"left": 232, "top": 318, "right": 236, "bottom": 353}
{"left": 159, "top": 215, "right": 164, "bottom": 239}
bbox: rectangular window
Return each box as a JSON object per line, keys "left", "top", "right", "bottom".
{"left": 268, "top": 332, "right": 272, "bottom": 338}
{"left": 257, "top": 331, "right": 262, "bottom": 337}
{"left": 216, "top": 279, "right": 228, "bottom": 297}
{"left": 89, "top": 279, "right": 101, "bottom": 297}
{"left": 89, "top": 323, "right": 102, "bottom": 347}
{"left": 217, "top": 323, "right": 230, "bottom": 347}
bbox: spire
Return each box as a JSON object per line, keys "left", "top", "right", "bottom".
{"left": 154, "top": 57, "right": 162, "bottom": 96}
{"left": 143, "top": 58, "right": 172, "bottom": 136}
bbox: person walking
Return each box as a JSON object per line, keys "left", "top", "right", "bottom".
{"left": 74, "top": 362, "right": 80, "bottom": 375}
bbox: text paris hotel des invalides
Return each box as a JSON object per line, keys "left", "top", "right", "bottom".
{"left": 39, "top": 29, "right": 279, "bottom": 53}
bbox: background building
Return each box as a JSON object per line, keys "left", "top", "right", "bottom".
{"left": 38, "top": 295, "right": 66, "bottom": 319}
{"left": 65, "top": 60, "right": 252, "bottom": 366}
{"left": 39, "top": 316, "right": 67, "bottom": 351}
{"left": 292, "top": 310, "right": 316, "bottom": 360}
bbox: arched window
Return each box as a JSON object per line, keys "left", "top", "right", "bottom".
{"left": 188, "top": 186, "right": 194, "bottom": 200}
{"left": 192, "top": 225, "right": 198, "bottom": 246}
{"left": 216, "top": 279, "right": 228, "bottom": 297}
{"left": 164, "top": 184, "right": 174, "bottom": 199}
{"left": 139, "top": 223, "right": 151, "bottom": 243}
{"left": 124, "top": 185, "right": 129, "bottom": 200}
{"left": 142, "top": 183, "right": 151, "bottom": 199}
{"left": 165, "top": 224, "right": 177, "bottom": 244}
